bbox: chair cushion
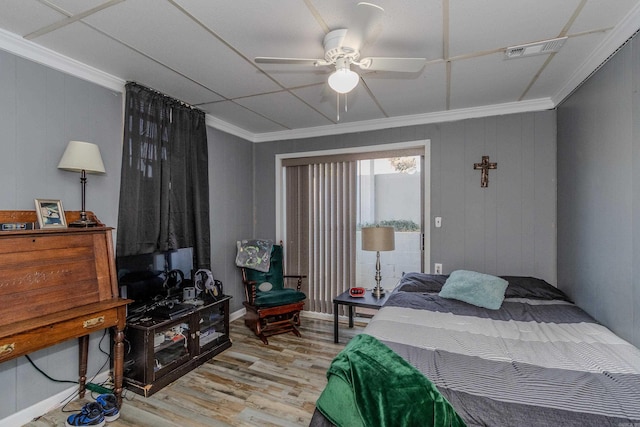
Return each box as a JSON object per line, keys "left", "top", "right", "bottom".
{"left": 243, "top": 245, "right": 285, "bottom": 290}
{"left": 255, "top": 288, "right": 306, "bottom": 308}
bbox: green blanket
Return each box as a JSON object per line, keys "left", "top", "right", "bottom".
{"left": 316, "top": 334, "right": 466, "bottom": 427}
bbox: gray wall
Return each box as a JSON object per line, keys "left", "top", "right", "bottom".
{"left": 557, "top": 33, "right": 640, "bottom": 348}
{"left": 206, "top": 127, "right": 254, "bottom": 313}
{"left": 0, "top": 50, "right": 123, "bottom": 419}
{"left": 254, "top": 110, "right": 557, "bottom": 285}
{"left": 0, "top": 49, "right": 254, "bottom": 420}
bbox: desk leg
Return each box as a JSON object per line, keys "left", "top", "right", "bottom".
{"left": 348, "top": 305, "right": 354, "bottom": 328}
{"left": 78, "top": 335, "right": 89, "bottom": 399}
{"left": 334, "top": 301, "right": 339, "bottom": 343}
{"left": 113, "top": 325, "right": 125, "bottom": 408}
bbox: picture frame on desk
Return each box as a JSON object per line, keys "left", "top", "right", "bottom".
{"left": 34, "top": 199, "right": 67, "bottom": 229}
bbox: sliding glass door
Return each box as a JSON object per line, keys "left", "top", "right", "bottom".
{"left": 282, "top": 146, "right": 425, "bottom": 314}
{"left": 356, "top": 155, "right": 423, "bottom": 291}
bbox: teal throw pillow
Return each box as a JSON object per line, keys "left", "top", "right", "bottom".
{"left": 439, "top": 270, "right": 508, "bottom": 310}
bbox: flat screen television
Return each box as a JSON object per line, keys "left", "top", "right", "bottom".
{"left": 116, "top": 247, "right": 193, "bottom": 306}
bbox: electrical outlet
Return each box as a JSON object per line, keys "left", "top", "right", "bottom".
{"left": 434, "top": 263, "right": 443, "bottom": 274}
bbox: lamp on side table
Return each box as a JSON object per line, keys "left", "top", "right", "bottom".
{"left": 361, "top": 225, "right": 395, "bottom": 298}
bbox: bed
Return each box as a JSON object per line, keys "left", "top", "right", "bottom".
{"left": 311, "top": 272, "right": 640, "bottom": 426}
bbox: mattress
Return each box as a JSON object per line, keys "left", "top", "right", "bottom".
{"left": 313, "top": 273, "right": 640, "bottom": 426}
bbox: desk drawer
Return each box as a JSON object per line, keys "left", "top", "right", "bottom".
{"left": 0, "top": 307, "right": 121, "bottom": 362}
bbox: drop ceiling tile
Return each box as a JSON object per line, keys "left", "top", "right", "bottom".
{"left": 173, "top": 0, "right": 331, "bottom": 89}
{"left": 0, "top": 0, "right": 65, "bottom": 36}
{"left": 525, "top": 32, "right": 606, "bottom": 101}
{"left": 200, "top": 100, "right": 288, "bottom": 134}
{"left": 0, "top": 0, "right": 637, "bottom": 138}
{"left": 45, "top": 0, "right": 113, "bottom": 15}
{"left": 313, "top": 0, "right": 442, "bottom": 60}
{"left": 363, "top": 62, "right": 447, "bottom": 117}
{"left": 236, "top": 91, "right": 334, "bottom": 129}
{"left": 78, "top": 0, "right": 280, "bottom": 98}
{"left": 35, "top": 22, "right": 222, "bottom": 105}
{"left": 173, "top": 0, "right": 326, "bottom": 57}
{"left": 570, "top": 0, "right": 640, "bottom": 33}
{"left": 449, "top": 53, "right": 548, "bottom": 109}
{"left": 449, "top": 0, "right": 583, "bottom": 58}
{"left": 293, "top": 83, "right": 386, "bottom": 124}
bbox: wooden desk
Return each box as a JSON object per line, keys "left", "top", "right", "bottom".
{"left": 0, "top": 211, "right": 131, "bottom": 407}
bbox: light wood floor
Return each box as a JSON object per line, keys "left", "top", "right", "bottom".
{"left": 25, "top": 316, "right": 366, "bottom": 427}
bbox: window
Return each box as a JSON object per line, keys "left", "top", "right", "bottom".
{"left": 116, "top": 82, "right": 211, "bottom": 269}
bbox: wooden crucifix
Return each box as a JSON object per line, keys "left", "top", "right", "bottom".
{"left": 473, "top": 156, "right": 497, "bottom": 188}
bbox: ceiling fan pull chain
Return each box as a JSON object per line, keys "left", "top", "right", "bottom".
{"left": 345, "top": 93, "right": 348, "bottom": 112}
{"left": 336, "top": 93, "right": 340, "bottom": 121}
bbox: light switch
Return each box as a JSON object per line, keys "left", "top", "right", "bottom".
{"left": 435, "top": 217, "right": 442, "bottom": 228}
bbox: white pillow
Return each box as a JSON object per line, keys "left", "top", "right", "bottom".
{"left": 439, "top": 270, "right": 508, "bottom": 310}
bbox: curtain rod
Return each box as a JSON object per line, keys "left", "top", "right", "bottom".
{"left": 126, "top": 81, "right": 203, "bottom": 113}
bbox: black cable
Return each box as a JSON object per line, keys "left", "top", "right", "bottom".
{"left": 98, "top": 327, "right": 110, "bottom": 358}
{"left": 25, "top": 354, "right": 78, "bottom": 385}
{"left": 26, "top": 329, "right": 117, "bottom": 414}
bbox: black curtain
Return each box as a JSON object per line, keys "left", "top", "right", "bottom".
{"left": 116, "top": 82, "right": 211, "bottom": 269}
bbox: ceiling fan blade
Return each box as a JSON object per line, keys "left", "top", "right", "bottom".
{"left": 359, "top": 57, "right": 427, "bottom": 72}
{"left": 342, "top": 2, "right": 385, "bottom": 51}
{"left": 255, "top": 57, "right": 324, "bottom": 65}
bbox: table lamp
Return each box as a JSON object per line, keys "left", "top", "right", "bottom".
{"left": 362, "top": 225, "right": 395, "bottom": 298}
{"left": 57, "top": 140, "right": 106, "bottom": 227}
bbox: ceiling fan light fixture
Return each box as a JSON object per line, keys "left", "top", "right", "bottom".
{"left": 328, "top": 66, "right": 359, "bottom": 94}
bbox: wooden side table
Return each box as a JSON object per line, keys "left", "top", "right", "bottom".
{"left": 333, "top": 290, "right": 390, "bottom": 343}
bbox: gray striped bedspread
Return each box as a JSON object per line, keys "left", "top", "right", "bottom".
{"left": 362, "top": 275, "right": 640, "bottom": 426}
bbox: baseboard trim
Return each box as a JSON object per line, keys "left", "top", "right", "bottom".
{"left": 0, "top": 371, "right": 110, "bottom": 427}
{"left": 230, "top": 307, "right": 246, "bottom": 322}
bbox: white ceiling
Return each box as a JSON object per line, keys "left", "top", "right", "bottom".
{"left": 1, "top": 0, "right": 639, "bottom": 142}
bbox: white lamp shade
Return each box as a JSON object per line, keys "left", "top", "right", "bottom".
{"left": 58, "top": 141, "right": 106, "bottom": 174}
{"left": 328, "top": 68, "right": 360, "bottom": 94}
{"left": 362, "top": 226, "right": 395, "bottom": 251}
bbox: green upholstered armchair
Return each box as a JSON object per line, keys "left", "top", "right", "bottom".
{"left": 240, "top": 244, "right": 306, "bottom": 344}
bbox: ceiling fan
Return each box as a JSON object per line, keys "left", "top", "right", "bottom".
{"left": 256, "top": 28, "right": 427, "bottom": 94}
{"left": 254, "top": 2, "right": 427, "bottom": 117}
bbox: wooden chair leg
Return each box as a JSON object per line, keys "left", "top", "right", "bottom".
{"left": 243, "top": 302, "right": 305, "bottom": 344}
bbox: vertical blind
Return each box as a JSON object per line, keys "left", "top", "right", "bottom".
{"left": 285, "top": 161, "right": 357, "bottom": 314}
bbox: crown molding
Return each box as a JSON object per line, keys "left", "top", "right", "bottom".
{"left": 251, "top": 98, "right": 555, "bottom": 143}
{"left": 204, "top": 114, "right": 256, "bottom": 141}
{"left": 552, "top": 3, "right": 640, "bottom": 105}
{"left": 0, "top": 28, "right": 252, "bottom": 141}
{"left": 0, "top": 27, "right": 124, "bottom": 92}
{"left": 4, "top": 8, "right": 634, "bottom": 145}
{"left": 0, "top": 27, "right": 556, "bottom": 145}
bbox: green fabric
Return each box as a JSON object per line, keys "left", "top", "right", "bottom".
{"left": 317, "top": 334, "right": 466, "bottom": 427}
{"left": 254, "top": 288, "right": 306, "bottom": 307}
{"left": 318, "top": 373, "right": 365, "bottom": 427}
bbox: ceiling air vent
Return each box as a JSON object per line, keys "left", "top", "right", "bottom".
{"left": 504, "top": 37, "right": 568, "bottom": 59}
